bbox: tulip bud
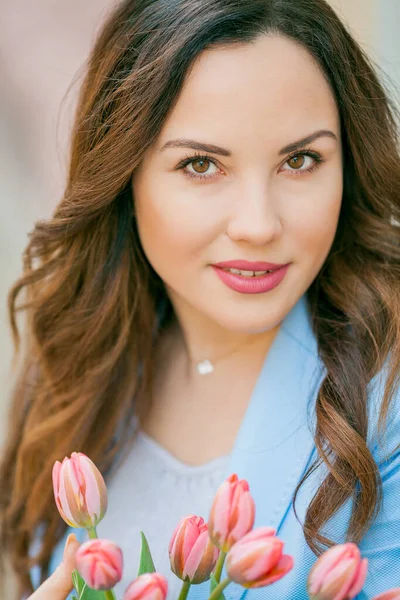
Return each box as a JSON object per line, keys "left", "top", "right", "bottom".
{"left": 208, "top": 473, "right": 255, "bottom": 552}
{"left": 226, "top": 526, "right": 293, "bottom": 588}
{"left": 123, "top": 573, "right": 168, "bottom": 600}
{"left": 169, "top": 515, "right": 219, "bottom": 584}
{"left": 372, "top": 590, "right": 400, "bottom": 600}
{"left": 75, "top": 539, "right": 123, "bottom": 591}
{"left": 52, "top": 451, "right": 108, "bottom": 529}
{"left": 307, "top": 543, "right": 368, "bottom": 600}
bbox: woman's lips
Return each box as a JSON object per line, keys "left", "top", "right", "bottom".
{"left": 213, "top": 260, "right": 288, "bottom": 271}
{"left": 211, "top": 263, "right": 290, "bottom": 294}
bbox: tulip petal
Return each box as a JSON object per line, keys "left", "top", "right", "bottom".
{"left": 183, "top": 518, "right": 203, "bottom": 564}
{"left": 250, "top": 554, "right": 294, "bottom": 587}
{"left": 210, "top": 479, "right": 234, "bottom": 544}
{"left": 59, "top": 461, "right": 82, "bottom": 526}
{"left": 228, "top": 538, "right": 283, "bottom": 583}
{"left": 208, "top": 475, "right": 258, "bottom": 552}
{"left": 123, "top": 573, "right": 168, "bottom": 600}
{"left": 226, "top": 527, "right": 276, "bottom": 567}
{"left": 244, "top": 539, "right": 284, "bottom": 581}
{"left": 184, "top": 530, "right": 218, "bottom": 583}
{"left": 183, "top": 530, "right": 208, "bottom": 580}
{"left": 237, "top": 527, "right": 276, "bottom": 544}
{"left": 195, "top": 543, "right": 219, "bottom": 583}
{"left": 346, "top": 558, "right": 368, "bottom": 599}
{"left": 126, "top": 575, "right": 152, "bottom": 596}
{"left": 169, "top": 515, "right": 217, "bottom": 583}
{"left": 67, "top": 456, "right": 83, "bottom": 500}
{"left": 308, "top": 544, "right": 358, "bottom": 596}
{"left": 78, "top": 454, "right": 106, "bottom": 524}
{"left": 67, "top": 466, "right": 91, "bottom": 526}
{"left": 170, "top": 524, "right": 185, "bottom": 575}
{"left": 226, "top": 529, "right": 294, "bottom": 589}
{"left": 76, "top": 539, "right": 123, "bottom": 590}
{"left": 52, "top": 460, "right": 73, "bottom": 526}
{"left": 52, "top": 461, "right": 61, "bottom": 495}
{"left": 228, "top": 492, "right": 255, "bottom": 547}
{"left": 169, "top": 515, "right": 198, "bottom": 577}
{"left": 320, "top": 558, "right": 359, "bottom": 600}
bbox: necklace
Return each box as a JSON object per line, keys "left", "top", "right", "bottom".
{"left": 196, "top": 359, "right": 215, "bottom": 375}
{"left": 193, "top": 340, "right": 254, "bottom": 375}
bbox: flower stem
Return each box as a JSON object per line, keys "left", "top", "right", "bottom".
{"left": 178, "top": 581, "right": 191, "bottom": 600}
{"left": 88, "top": 526, "right": 98, "bottom": 539}
{"left": 213, "top": 551, "right": 227, "bottom": 583}
{"left": 208, "top": 577, "right": 231, "bottom": 600}
{"left": 104, "top": 591, "right": 116, "bottom": 600}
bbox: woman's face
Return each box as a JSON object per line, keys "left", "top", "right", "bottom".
{"left": 132, "top": 35, "right": 343, "bottom": 333}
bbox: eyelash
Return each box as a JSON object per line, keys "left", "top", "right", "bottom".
{"left": 175, "top": 149, "right": 325, "bottom": 181}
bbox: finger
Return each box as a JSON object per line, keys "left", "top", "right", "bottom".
{"left": 29, "top": 533, "right": 81, "bottom": 600}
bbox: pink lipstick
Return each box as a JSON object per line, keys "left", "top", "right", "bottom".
{"left": 211, "top": 260, "right": 290, "bottom": 294}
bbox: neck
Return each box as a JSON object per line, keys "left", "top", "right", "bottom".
{"left": 164, "top": 293, "right": 282, "bottom": 376}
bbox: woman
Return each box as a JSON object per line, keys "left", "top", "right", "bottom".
{"left": 1, "top": 0, "right": 400, "bottom": 599}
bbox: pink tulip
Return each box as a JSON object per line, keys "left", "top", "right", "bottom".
{"left": 75, "top": 539, "right": 123, "bottom": 591}
{"left": 372, "top": 590, "right": 400, "bottom": 600}
{"left": 169, "top": 514, "right": 219, "bottom": 583}
{"left": 307, "top": 543, "right": 368, "bottom": 600}
{"left": 225, "top": 526, "right": 293, "bottom": 588}
{"left": 208, "top": 473, "right": 255, "bottom": 552}
{"left": 52, "top": 451, "right": 108, "bottom": 529}
{"left": 123, "top": 573, "right": 168, "bottom": 600}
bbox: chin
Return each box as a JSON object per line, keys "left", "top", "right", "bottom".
{"left": 210, "top": 309, "right": 284, "bottom": 336}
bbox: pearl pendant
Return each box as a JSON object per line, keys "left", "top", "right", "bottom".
{"left": 196, "top": 359, "right": 214, "bottom": 375}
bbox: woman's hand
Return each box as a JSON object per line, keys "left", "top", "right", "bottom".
{"left": 28, "top": 533, "right": 81, "bottom": 599}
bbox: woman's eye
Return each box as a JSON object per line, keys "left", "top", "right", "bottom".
{"left": 179, "top": 155, "right": 220, "bottom": 180}
{"left": 176, "top": 150, "right": 324, "bottom": 181}
{"left": 282, "top": 153, "right": 318, "bottom": 174}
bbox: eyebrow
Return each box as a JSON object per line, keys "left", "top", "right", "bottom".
{"left": 159, "top": 129, "right": 337, "bottom": 157}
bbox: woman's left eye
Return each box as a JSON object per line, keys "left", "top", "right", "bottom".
{"left": 281, "top": 152, "right": 324, "bottom": 175}
{"left": 176, "top": 151, "right": 325, "bottom": 181}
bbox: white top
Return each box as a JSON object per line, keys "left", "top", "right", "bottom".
{"left": 96, "top": 429, "right": 231, "bottom": 600}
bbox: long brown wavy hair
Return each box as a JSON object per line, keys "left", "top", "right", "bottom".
{"left": 1, "top": 0, "right": 400, "bottom": 598}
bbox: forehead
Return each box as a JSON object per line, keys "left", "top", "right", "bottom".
{"left": 157, "top": 35, "right": 340, "bottom": 149}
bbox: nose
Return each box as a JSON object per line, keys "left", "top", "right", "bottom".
{"left": 226, "top": 179, "right": 283, "bottom": 246}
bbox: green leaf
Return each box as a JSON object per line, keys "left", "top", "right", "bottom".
{"left": 209, "top": 574, "right": 226, "bottom": 600}
{"left": 72, "top": 570, "right": 85, "bottom": 596}
{"left": 79, "top": 586, "right": 107, "bottom": 600}
{"left": 71, "top": 569, "right": 110, "bottom": 600}
{"left": 137, "top": 531, "right": 157, "bottom": 576}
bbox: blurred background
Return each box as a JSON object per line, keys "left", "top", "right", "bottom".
{"left": 0, "top": 0, "right": 399, "bottom": 594}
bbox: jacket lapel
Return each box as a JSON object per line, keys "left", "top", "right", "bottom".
{"left": 225, "top": 293, "right": 325, "bottom": 528}
{"left": 189, "top": 294, "right": 326, "bottom": 600}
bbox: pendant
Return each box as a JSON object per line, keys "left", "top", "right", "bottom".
{"left": 196, "top": 359, "right": 214, "bottom": 375}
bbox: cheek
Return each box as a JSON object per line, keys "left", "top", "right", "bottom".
{"left": 133, "top": 178, "right": 220, "bottom": 272}
{"left": 288, "top": 178, "right": 343, "bottom": 263}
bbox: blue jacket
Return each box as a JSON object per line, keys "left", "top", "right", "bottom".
{"left": 30, "top": 294, "right": 400, "bottom": 599}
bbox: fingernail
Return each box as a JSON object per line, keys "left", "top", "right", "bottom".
{"left": 63, "top": 533, "right": 77, "bottom": 562}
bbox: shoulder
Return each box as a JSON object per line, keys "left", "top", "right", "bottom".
{"left": 357, "top": 354, "right": 400, "bottom": 596}
{"left": 366, "top": 353, "right": 400, "bottom": 465}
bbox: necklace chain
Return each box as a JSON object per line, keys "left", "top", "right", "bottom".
{"left": 192, "top": 339, "right": 252, "bottom": 375}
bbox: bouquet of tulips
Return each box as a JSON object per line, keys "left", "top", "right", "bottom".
{"left": 52, "top": 452, "right": 400, "bottom": 600}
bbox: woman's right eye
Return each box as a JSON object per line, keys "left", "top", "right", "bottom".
{"left": 176, "top": 153, "right": 222, "bottom": 181}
